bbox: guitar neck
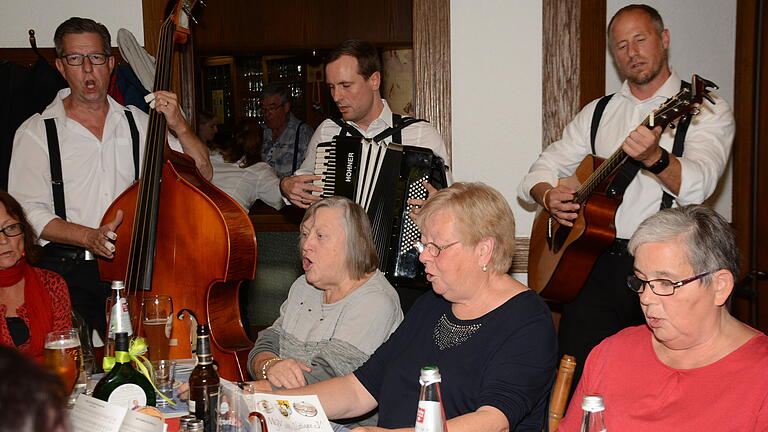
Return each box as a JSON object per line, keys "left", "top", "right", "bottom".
{"left": 574, "top": 111, "right": 663, "bottom": 203}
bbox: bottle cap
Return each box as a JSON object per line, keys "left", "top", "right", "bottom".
{"left": 187, "top": 419, "right": 204, "bottom": 431}
{"left": 179, "top": 415, "right": 197, "bottom": 431}
{"left": 111, "top": 280, "right": 125, "bottom": 290}
{"left": 419, "top": 366, "right": 442, "bottom": 385}
{"left": 115, "top": 332, "right": 129, "bottom": 351}
{"left": 582, "top": 393, "right": 605, "bottom": 412}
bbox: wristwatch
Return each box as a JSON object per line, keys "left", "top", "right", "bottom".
{"left": 644, "top": 148, "right": 670, "bottom": 175}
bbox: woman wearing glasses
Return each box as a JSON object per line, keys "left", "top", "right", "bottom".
{"left": 559, "top": 205, "right": 768, "bottom": 431}
{"left": 0, "top": 191, "right": 71, "bottom": 362}
{"left": 273, "top": 182, "right": 558, "bottom": 432}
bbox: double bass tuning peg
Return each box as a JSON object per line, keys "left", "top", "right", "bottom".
{"left": 182, "top": 6, "right": 199, "bottom": 24}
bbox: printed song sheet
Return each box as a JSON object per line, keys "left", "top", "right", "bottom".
{"left": 69, "top": 395, "right": 165, "bottom": 432}
{"left": 220, "top": 380, "right": 335, "bottom": 432}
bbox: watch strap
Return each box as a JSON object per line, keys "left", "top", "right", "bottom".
{"left": 644, "top": 148, "right": 670, "bottom": 175}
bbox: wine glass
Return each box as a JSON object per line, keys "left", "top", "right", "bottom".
{"left": 142, "top": 295, "right": 173, "bottom": 360}
{"left": 44, "top": 328, "right": 83, "bottom": 395}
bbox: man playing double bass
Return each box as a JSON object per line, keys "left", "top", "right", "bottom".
{"left": 8, "top": 17, "right": 212, "bottom": 336}
{"left": 518, "top": 4, "right": 734, "bottom": 384}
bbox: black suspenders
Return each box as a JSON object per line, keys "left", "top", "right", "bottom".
{"left": 44, "top": 110, "right": 140, "bottom": 220}
{"left": 331, "top": 113, "right": 427, "bottom": 144}
{"left": 589, "top": 82, "right": 691, "bottom": 209}
{"left": 44, "top": 118, "right": 67, "bottom": 221}
{"left": 291, "top": 121, "right": 304, "bottom": 173}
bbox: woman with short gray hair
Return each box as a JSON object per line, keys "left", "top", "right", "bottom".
{"left": 559, "top": 204, "right": 768, "bottom": 431}
{"left": 247, "top": 197, "right": 403, "bottom": 427}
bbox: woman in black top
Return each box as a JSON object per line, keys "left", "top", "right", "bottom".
{"left": 275, "top": 182, "right": 557, "bottom": 432}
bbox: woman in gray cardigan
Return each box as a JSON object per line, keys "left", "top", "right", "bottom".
{"left": 248, "top": 196, "right": 403, "bottom": 393}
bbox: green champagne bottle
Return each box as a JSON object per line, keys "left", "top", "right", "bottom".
{"left": 93, "top": 332, "right": 156, "bottom": 407}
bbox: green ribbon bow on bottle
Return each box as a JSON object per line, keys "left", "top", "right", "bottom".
{"left": 102, "top": 337, "right": 176, "bottom": 406}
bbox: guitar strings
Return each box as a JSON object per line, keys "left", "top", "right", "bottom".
{"left": 575, "top": 91, "right": 692, "bottom": 203}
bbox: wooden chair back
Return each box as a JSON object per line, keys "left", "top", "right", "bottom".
{"left": 547, "top": 354, "right": 576, "bottom": 431}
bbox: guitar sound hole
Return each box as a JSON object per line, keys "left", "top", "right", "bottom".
{"left": 552, "top": 225, "right": 572, "bottom": 254}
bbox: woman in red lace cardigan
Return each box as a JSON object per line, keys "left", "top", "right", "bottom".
{"left": 0, "top": 190, "right": 71, "bottom": 362}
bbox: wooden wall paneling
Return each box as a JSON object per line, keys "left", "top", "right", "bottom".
{"left": 731, "top": 0, "right": 768, "bottom": 329}
{"left": 193, "top": 0, "right": 412, "bottom": 54}
{"left": 142, "top": 0, "right": 165, "bottom": 58}
{"left": 542, "top": 0, "right": 606, "bottom": 150}
{"left": 412, "top": 0, "right": 451, "bottom": 165}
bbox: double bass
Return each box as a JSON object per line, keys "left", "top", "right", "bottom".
{"left": 99, "top": 0, "right": 257, "bottom": 381}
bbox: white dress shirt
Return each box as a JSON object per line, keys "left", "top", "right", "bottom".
{"left": 518, "top": 71, "right": 735, "bottom": 239}
{"left": 8, "top": 88, "right": 183, "bottom": 241}
{"left": 209, "top": 150, "right": 284, "bottom": 211}
{"left": 297, "top": 99, "right": 450, "bottom": 177}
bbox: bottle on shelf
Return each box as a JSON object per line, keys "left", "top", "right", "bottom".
{"left": 104, "top": 280, "right": 133, "bottom": 359}
{"left": 92, "top": 332, "right": 156, "bottom": 407}
{"left": 580, "top": 393, "right": 607, "bottom": 432}
{"left": 414, "top": 366, "right": 448, "bottom": 432}
{"left": 189, "top": 323, "right": 220, "bottom": 432}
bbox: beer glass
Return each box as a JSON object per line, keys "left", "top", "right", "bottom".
{"left": 44, "top": 328, "right": 83, "bottom": 393}
{"left": 142, "top": 295, "right": 173, "bottom": 360}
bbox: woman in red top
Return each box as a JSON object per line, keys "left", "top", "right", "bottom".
{"left": 0, "top": 191, "right": 71, "bottom": 362}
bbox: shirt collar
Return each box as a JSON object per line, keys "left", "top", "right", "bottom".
{"left": 618, "top": 69, "right": 681, "bottom": 103}
{"left": 346, "top": 99, "right": 393, "bottom": 130}
{"left": 42, "top": 87, "right": 126, "bottom": 120}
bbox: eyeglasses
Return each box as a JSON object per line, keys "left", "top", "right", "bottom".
{"left": 0, "top": 223, "right": 23, "bottom": 238}
{"left": 413, "top": 240, "right": 460, "bottom": 257}
{"left": 626, "top": 271, "right": 712, "bottom": 296}
{"left": 60, "top": 53, "right": 110, "bottom": 66}
{"left": 260, "top": 103, "right": 285, "bottom": 113}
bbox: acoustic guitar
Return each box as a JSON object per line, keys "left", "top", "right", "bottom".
{"left": 528, "top": 74, "right": 717, "bottom": 303}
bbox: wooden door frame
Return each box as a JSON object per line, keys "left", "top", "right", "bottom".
{"left": 731, "top": 0, "right": 768, "bottom": 329}
{"left": 413, "top": 0, "right": 452, "bottom": 166}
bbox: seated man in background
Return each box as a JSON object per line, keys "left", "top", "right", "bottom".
{"left": 261, "top": 84, "right": 314, "bottom": 178}
{"left": 198, "top": 113, "right": 283, "bottom": 210}
{"left": 558, "top": 205, "right": 768, "bottom": 431}
{"left": 248, "top": 196, "right": 403, "bottom": 429}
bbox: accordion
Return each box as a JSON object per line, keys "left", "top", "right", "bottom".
{"left": 313, "top": 136, "right": 448, "bottom": 290}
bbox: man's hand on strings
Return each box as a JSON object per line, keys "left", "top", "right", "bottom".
{"left": 84, "top": 210, "right": 123, "bottom": 259}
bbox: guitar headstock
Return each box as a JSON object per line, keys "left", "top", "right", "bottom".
{"left": 646, "top": 74, "right": 718, "bottom": 130}
{"left": 165, "top": 0, "right": 205, "bottom": 44}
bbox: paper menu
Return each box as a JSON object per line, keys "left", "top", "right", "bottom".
{"left": 220, "top": 380, "right": 334, "bottom": 432}
{"left": 69, "top": 395, "right": 165, "bottom": 432}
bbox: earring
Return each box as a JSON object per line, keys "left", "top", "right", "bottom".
{"left": 482, "top": 264, "right": 487, "bottom": 272}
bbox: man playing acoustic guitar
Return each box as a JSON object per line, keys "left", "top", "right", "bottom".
{"left": 518, "top": 4, "right": 734, "bottom": 385}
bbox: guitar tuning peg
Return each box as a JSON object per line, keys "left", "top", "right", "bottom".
{"left": 668, "top": 122, "right": 676, "bottom": 130}
{"left": 691, "top": 107, "right": 701, "bottom": 116}
{"left": 199, "top": 0, "right": 207, "bottom": 7}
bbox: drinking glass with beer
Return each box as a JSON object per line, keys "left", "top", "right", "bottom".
{"left": 44, "top": 328, "right": 83, "bottom": 394}
{"left": 142, "top": 295, "right": 173, "bottom": 360}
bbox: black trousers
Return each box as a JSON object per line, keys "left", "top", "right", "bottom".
{"left": 35, "top": 243, "right": 110, "bottom": 337}
{"left": 557, "top": 243, "right": 645, "bottom": 390}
